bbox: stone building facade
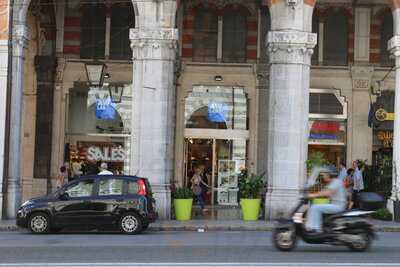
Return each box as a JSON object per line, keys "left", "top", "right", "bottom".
{"left": 1, "top": 0, "right": 400, "bottom": 220}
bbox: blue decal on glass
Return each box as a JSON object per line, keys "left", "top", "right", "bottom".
{"left": 96, "top": 96, "right": 116, "bottom": 120}
{"left": 208, "top": 102, "right": 228, "bottom": 122}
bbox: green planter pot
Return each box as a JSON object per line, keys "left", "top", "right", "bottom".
{"left": 174, "top": 199, "right": 193, "bottom": 221}
{"left": 240, "top": 198, "right": 261, "bottom": 221}
{"left": 312, "top": 198, "right": 330, "bottom": 205}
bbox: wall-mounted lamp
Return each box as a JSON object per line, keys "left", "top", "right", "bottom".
{"left": 85, "top": 62, "right": 106, "bottom": 87}
{"left": 214, "top": 75, "right": 223, "bottom": 82}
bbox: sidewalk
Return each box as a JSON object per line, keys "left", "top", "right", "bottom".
{"left": 1, "top": 219, "right": 400, "bottom": 232}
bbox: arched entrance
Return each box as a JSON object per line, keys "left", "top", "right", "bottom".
{"left": 183, "top": 86, "right": 249, "bottom": 213}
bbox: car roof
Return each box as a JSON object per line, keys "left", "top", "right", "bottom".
{"left": 77, "top": 175, "right": 146, "bottom": 181}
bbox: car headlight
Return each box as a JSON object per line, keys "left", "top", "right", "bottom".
{"left": 21, "top": 200, "right": 33, "bottom": 207}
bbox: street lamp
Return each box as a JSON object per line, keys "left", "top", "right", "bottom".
{"left": 85, "top": 62, "right": 106, "bottom": 87}
{"left": 108, "top": 83, "right": 124, "bottom": 103}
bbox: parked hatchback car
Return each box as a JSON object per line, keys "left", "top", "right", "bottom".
{"left": 17, "top": 175, "right": 157, "bottom": 234}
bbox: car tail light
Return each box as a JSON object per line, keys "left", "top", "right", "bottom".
{"left": 138, "top": 179, "right": 146, "bottom": 196}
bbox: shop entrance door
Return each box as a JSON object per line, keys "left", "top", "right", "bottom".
{"left": 184, "top": 134, "right": 247, "bottom": 207}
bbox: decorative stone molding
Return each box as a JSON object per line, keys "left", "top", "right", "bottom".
{"left": 267, "top": 31, "right": 317, "bottom": 65}
{"left": 350, "top": 65, "right": 374, "bottom": 91}
{"left": 130, "top": 28, "right": 178, "bottom": 61}
{"left": 130, "top": 28, "right": 178, "bottom": 41}
{"left": 12, "top": 23, "right": 29, "bottom": 58}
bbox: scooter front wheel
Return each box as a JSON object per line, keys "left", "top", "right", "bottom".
{"left": 273, "top": 228, "right": 297, "bottom": 251}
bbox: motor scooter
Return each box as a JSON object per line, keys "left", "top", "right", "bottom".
{"left": 273, "top": 196, "right": 376, "bottom": 252}
{"left": 273, "top": 167, "right": 378, "bottom": 252}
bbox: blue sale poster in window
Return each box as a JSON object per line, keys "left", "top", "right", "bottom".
{"left": 95, "top": 96, "right": 117, "bottom": 120}
{"left": 208, "top": 101, "right": 228, "bottom": 123}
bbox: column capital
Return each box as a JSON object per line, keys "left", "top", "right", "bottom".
{"left": 388, "top": 35, "right": 400, "bottom": 58}
{"left": 267, "top": 31, "right": 317, "bottom": 65}
{"left": 129, "top": 28, "right": 178, "bottom": 61}
{"left": 12, "top": 23, "right": 29, "bottom": 46}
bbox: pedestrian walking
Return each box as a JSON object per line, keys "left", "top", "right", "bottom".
{"left": 191, "top": 166, "right": 210, "bottom": 213}
{"left": 352, "top": 160, "right": 364, "bottom": 208}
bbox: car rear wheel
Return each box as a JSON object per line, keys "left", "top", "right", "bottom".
{"left": 119, "top": 212, "right": 143, "bottom": 235}
{"left": 29, "top": 212, "right": 50, "bottom": 234}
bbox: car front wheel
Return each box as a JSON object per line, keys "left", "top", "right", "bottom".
{"left": 119, "top": 212, "right": 143, "bottom": 235}
{"left": 29, "top": 212, "right": 51, "bottom": 234}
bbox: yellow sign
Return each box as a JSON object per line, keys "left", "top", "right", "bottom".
{"left": 375, "top": 108, "right": 395, "bottom": 121}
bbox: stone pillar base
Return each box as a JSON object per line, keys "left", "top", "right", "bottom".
{"left": 387, "top": 198, "right": 394, "bottom": 215}
{"left": 152, "top": 184, "right": 171, "bottom": 220}
{"left": 265, "top": 188, "right": 301, "bottom": 220}
{"left": 6, "top": 181, "right": 22, "bottom": 219}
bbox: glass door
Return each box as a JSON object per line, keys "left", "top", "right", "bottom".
{"left": 184, "top": 137, "right": 247, "bottom": 207}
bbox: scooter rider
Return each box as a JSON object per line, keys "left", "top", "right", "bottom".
{"left": 305, "top": 170, "right": 347, "bottom": 234}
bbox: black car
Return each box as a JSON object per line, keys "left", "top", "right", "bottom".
{"left": 17, "top": 175, "right": 157, "bottom": 234}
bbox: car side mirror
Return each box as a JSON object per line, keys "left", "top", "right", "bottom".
{"left": 59, "top": 192, "right": 69, "bottom": 201}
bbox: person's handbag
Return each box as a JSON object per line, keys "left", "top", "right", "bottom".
{"left": 192, "top": 185, "right": 202, "bottom": 196}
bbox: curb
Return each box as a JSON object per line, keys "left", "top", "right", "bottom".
{"left": 2, "top": 224, "right": 400, "bottom": 232}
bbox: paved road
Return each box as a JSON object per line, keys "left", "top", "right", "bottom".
{"left": 0, "top": 230, "right": 400, "bottom": 266}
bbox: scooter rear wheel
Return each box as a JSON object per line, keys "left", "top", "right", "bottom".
{"left": 273, "top": 228, "right": 297, "bottom": 251}
{"left": 348, "top": 232, "right": 371, "bottom": 252}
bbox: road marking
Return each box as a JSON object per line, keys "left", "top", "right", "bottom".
{"left": 1, "top": 263, "right": 400, "bottom": 267}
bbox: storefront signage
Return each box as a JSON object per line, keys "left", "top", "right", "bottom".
{"left": 375, "top": 108, "right": 395, "bottom": 122}
{"left": 377, "top": 131, "right": 393, "bottom": 148}
{"left": 87, "top": 146, "right": 126, "bottom": 162}
{"left": 309, "top": 121, "right": 340, "bottom": 140}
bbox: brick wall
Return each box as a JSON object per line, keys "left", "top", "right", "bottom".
{"left": 370, "top": 8, "right": 392, "bottom": 65}
{"left": 63, "top": 9, "right": 81, "bottom": 56}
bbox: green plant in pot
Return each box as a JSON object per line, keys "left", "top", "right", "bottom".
{"left": 306, "top": 152, "right": 330, "bottom": 205}
{"left": 172, "top": 187, "right": 194, "bottom": 221}
{"left": 238, "top": 172, "right": 265, "bottom": 221}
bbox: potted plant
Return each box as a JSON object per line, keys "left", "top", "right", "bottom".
{"left": 238, "top": 172, "right": 265, "bottom": 221}
{"left": 306, "top": 152, "right": 330, "bottom": 205}
{"left": 172, "top": 187, "right": 194, "bottom": 221}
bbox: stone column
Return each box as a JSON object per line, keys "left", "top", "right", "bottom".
{"left": 265, "top": 0, "right": 316, "bottom": 219}
{"left": 6, "top": 23, "right": 29, "bottom": 218}
{"left": 388, "top": 35, "right": 400, "bottom": 213}
{"left": 130, "top": 0, "right": 178, "bottom": 219}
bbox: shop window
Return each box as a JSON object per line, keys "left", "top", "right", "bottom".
{"left": 192, "top": 8, "right": 218, "bottom": 62}
{"left": 185, "top": 86, "right": 248, "bottom": 130}
{"left": 66, "top": 85, "right": 132, "bottom": 175}
{"left": 80, "top": 4, "right": 106, "bottom": 59}
{"left": 380, "top": 13, "right": 394, "bottom": 66}
{"left": 222, "top": 11, "right": 247, "bottom": 63}
{"left": 311, "top": 14, "right": 319, "bottom": 65}
{"left": 110, "top": 4, "right": 135, "bottom": 60}
{"left": 98, "top": 179, "right": 123, "bottom": 196}
{"left": 324, "top": 11, "right": 348, "bottom": 65}
{"left": 310, "top": 92, "right": 344, "bottom": 115}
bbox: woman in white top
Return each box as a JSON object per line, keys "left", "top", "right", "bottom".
{"left": 191, "top": 167, "right": 210, "bottom": 212}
